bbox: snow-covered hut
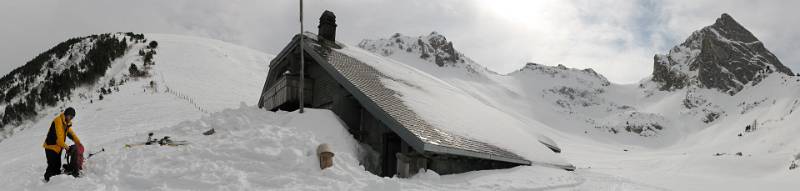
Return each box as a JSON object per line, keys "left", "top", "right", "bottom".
{"left": 259, "top": 10, "right": 573, "bottom": 177}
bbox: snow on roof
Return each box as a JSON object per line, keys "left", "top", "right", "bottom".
{"left": 300, "top": 34, "right": 572, "bottom": 168}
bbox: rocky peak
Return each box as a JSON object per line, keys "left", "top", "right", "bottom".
{"left": 651, "top": 13, "right": 792, "bottom": 95}
{"left": 358, "top": 31, "right": 468, "bottom": 67}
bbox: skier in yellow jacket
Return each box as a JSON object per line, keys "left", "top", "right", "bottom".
{"left": 42, "top": 107, "right": 81, "bottom": 182}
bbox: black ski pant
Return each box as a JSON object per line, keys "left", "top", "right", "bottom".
{"left": 44, "top": 149, "right": 61, "bottom": 181}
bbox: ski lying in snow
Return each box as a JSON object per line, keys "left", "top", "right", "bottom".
{"left": 125, "top": 133, "right": 189, "bottom": 148}
{"left": 161, "top": 140, "right": 189, "bottom": 147}
{"left": 124, "top": 140, "right": 188, "bottom": 147}
{"left": 157, "top": 136, "right": 189, "bottom": 146}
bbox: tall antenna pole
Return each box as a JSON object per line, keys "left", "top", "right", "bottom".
{"left": 298, "top": 0, "right": 305, "bottom": 113}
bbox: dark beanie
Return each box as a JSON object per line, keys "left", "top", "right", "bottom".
{"left": 64, "top": 107, "right": 76, "bottom": 117}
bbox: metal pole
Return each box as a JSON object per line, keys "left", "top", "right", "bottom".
{"left": 298, "top": 0, "right": 305, "bottom": 113}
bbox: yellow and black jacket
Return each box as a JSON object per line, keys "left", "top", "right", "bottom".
{"left": 42, "top": 113, "right": 81, "bottom": 153}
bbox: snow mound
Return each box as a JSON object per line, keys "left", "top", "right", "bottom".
{"left": 29, "top": 107, "right": 370, "bottom": 190}
{"left": 16, "top": 106, "right": 591, "bottom": 190}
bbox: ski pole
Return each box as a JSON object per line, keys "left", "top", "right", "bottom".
{"left": 88, "top": 148, "right": 105, "bottom": 159}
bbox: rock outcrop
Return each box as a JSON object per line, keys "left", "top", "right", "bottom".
{"left": 652, "top": 13, "right": 792, "bottom": 95}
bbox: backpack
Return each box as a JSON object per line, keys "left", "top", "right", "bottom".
{"left": 63, "top": 144, "right": 85, "bottom": 177}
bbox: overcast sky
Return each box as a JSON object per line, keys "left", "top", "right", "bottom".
{"left": 1, "top": 0, "right": 798, "bottom": 84}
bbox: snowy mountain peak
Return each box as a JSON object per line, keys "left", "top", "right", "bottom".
{"left": 651, "top": 13, "right": 793, "bottom": 94}
{"left": 358, "top": 32, "right": 472, "bottom": 68}
{"left": 710, "top": 13, "right": 758, "bottom": 43}
{"left": 1, "top": 33, "right": 147, "bottom": 133}
{"left": 513, "top": 63, "right": 611, "bottom": 87}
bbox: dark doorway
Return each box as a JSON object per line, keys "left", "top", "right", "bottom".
{"left": 381, "top": 133, "right": 401, "bottom": 177}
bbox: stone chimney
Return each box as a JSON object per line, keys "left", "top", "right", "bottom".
{"left": 318, "top": 10, "right": 337, "bottom": 42}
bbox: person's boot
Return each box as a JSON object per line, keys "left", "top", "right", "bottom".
{"left": 43, "top": 170, "right": 61, "bottom": 183}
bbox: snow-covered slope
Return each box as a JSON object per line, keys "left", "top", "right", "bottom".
{"left": 359, "top": 32, "right": 677, "bottom": 146}
{"left": 356, "top": 14, "right": 800, "bottom": 190}
{"left": 0, "top": 33, "right": 630, "bottom": 190}
{"left": 2, "top": 12, "right": 800, "bottom": 190}
{"left": 0, "top": 33, "right": 133, "bottom": 140}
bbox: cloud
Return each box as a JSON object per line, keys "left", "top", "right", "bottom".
{"left": 457, "top": 0, "right": 669, "bottom": 83}
{"left": 0, "top": 0, "right": 797, "bottom": 84}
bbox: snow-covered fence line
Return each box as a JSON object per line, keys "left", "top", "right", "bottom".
{"left": 163, "top": 86, "right": 209, "bottom": 114}
{"left": 157, "top": 73, "right": 209, "bottom": 114}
